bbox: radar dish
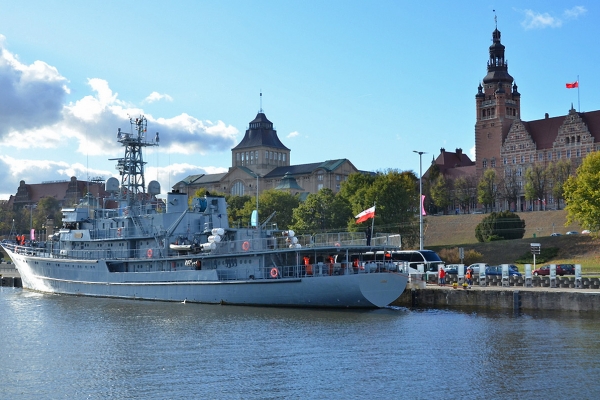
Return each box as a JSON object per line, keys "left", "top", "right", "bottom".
{"left": 148, "top": 180, "right": 161, "bottom": 195}
{"left": 105, "top": 177, "right": 120, "bottom": 193}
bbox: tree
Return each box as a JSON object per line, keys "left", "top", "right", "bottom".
{"left": 454, "top": 175, "right": 478, "bottom": 213}
{"left": 240, "top": 189, "right": 299, "bottom": 229}
{"left": 564, "top": 152, "right": 600, "bottom": 232}
{"left": 524, "top": 164, "right": 547, "bottom": 210}
{"left": 475, "top": 211, "right": 526, "bottom": 242}
{"left": 497, "top": 168, "right": 520, "bottom": 211}
{"left": 226, "top": 194, "right": 253, "bottom": 227}
{"left": 477, "top": 169, "right": 497, "bottom": 213}
{"left": 547, "top": 159, "right": 571, "bottom": 210}
{"left": 430, "top": 175, "right": 451, "bottom": 214}
{"left": 291, "top": 188, "right": 352, "bottom": 233}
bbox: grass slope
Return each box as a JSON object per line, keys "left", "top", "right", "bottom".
{"left": 422, "top": 210, "right": 600, "bottom": 271}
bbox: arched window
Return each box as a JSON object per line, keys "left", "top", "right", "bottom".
{"left": 231, "top": 181, "right": 245, "bottom": 196}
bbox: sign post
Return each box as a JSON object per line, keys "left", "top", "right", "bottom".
{"left": 530, "top": 243, "right": 541, "bottom": 270}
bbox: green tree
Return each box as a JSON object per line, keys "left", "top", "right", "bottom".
{"left": 430, "top": 175, "right": 451, "bottom": 214}
{"left": 240, "top": 189, "right": 299, "bottom": 229}
{"left": 475, "top": 211, "right": 526, "bottom": 242}
{"left": 226, "top": 194, "right": 253, "bottom": 227}
{"left": 564, "top": 152, "right": 600, "bottom": 232}
{"left": 477, "top": 169, "right": 497, "bottom": 213}
{"left": 291, "top": 188, "right": 351, "bottom": 233}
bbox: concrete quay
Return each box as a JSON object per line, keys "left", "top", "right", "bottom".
{"left": 394, "top": 279, "right": 600, "bottom": 312}
{"left": 0, "top": 266, "right": 22, "bottom": 288}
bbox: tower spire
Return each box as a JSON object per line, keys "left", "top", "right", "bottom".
{"left": 493, "top": 9, "right": 497, "bottom": 30}
{"left": 259, "top": 91, "right": 263, "bottom": 113}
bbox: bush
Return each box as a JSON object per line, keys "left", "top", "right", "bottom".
{"left": 438, "top": 247, "right": 484, "bottom": 265}
{"left": 475, "top": 211, "right": 526, "bottom": 242}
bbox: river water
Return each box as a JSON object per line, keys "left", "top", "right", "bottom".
{"left": 1, "top": 287, "right": 598, "bottom": 399}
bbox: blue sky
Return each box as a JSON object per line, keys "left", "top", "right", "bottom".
{"left": 0, "top": 1, "right": 594, "bottom": 199}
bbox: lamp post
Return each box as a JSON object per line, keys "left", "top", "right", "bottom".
{"left": 413, "top": 151, "right": 426, "bottom": 250}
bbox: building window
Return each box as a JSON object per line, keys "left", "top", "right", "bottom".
{"left": 255, "top": 151, "right": 258, "bottom": 163}
{"left": 503, "top": 158, "right": 507, "bottom": 165}
{"left": 283, "top": 154, "right": 286, "bottom": 162}
{"left": 567, "top": 150, "right": 571, "bottom": 158}
{"left": 336, "top": 175, "right": 340, "bottom": 181}
{"left": 538, "top": 153, "right": 543, "bottom": 161}
{"left": 317, "top": 184, "right": 323, "bottom": 191}
{"left": 577, "top": 149, "right": 581, "bottom": 157}
{"left": 521, "top": 155, "right": 524, "bottom": 163}
{"left": 529, "top": 154, "right": 533, "bottom": 162}
{"left": 231, "top": 181, "right": 245, "bottom": 196}
{"left": 547, "top": 152, "right": 552, "bottom": 161}
{"left": 557, "top": 150, "right": 561, "bottom": 159}
{"left": 491, "top": 159, "right": 496, "bottom": 167}
{"left": 250, "top": 152, "right": 254, "bottom": 164}
{"left": 317, "top": 174, "right": 323, "bottom": 181}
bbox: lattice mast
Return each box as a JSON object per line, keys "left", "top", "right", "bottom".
{"left": 114, "top": 116, "right": 159, "bottom": 206}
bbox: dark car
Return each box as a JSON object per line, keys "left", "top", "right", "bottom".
{"left": 557, "top": 264, "right": 575, "bottom": 275}
{"left": 486, "top": 265, "right": 522, "bottom": 277}
{"left": 533, "top": 265, "right": 565, "bottom": 276}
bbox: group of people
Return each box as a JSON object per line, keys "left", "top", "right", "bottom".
{"left": 438, "top": 265, "right": 474, "bottom": 287}
{"left": 15, "top": 234, "right": 27, "bottom": 246}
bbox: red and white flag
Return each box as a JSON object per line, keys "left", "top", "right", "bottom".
{"left": 355, "top": 206, "right": 375, "bottom": 223}
{"left": 566, "top": 81, "right": 579, "bottom": 89}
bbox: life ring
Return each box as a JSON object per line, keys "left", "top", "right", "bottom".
{"left": 242, "top": 241, "right": 250, "bottom": 251}
{"left": 270, "top": 267, "right": 279, "bottom": 278}
{"left": 147, "top": 248, "right": 153, "bottom": 258}
{"left": 117, "top": 228, "right": 122, "bottom": 237}
{"left": 335, "top": 242, "right": 341, "bottom": 247}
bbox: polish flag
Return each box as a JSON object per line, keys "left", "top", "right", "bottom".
{"left": 566, "top": 81, "right": 579, "bottom": 89}
{"left": 355, "top": 206, "right": 376, "bottom": 223}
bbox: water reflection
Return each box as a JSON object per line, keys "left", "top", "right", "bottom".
{"left": 1, "top": 288, "right": 599, "bottom": 399}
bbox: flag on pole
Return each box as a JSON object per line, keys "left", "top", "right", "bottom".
{"left": 421, "top": 195, "right": 427, "bottom": 216}
{"left": 355, "top": 206, "right": 375, "bottom": 223}
{"left": 566, "top": 81, "right": 579, "bottom": 89}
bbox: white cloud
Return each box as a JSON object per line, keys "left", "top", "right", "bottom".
{"left": 287, "top": 131, "right": 300, "bottom": 139}
{"left": 0, "top": 36, "right": 69, "bottom": 136}
{"left": 520, "top": 6, "right": 587, "bottom": 30}
{"left": 469, "top": 145, "right": 476, "bottom": 161}
{"left": 144, "top": 91, "right": 174, "bottom": 103}
{"left": 563, "top": 6, "right": 587, "bottom": 19}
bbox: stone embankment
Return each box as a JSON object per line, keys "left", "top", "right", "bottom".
{"left": 394, "top": 275, "right": 600, "bottom": 312}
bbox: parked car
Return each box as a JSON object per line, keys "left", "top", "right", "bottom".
{"left": 557, "top": 264, "right": 575, "bottom": 275}
{"left": 485, "top": 265, "right": 522, "bottom": 276}
{"left": 533, "top": 265, "right": 566, "bottom": 276}
{"left": 581, "top": 230, "right": 591, "bottom": 234}
{"left": 551, "top": 233, "right": 562, "bottom": 237}
{"left": 444, "top": 264, "right": 466, "bottom": 275}
{"left": 468, "top": 263, "right": 490, "bottom": 274}
{"left": 566, "top": 231, "right": 578, "bottom": 235}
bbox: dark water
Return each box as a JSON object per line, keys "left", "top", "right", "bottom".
{"left": 1, "top": 288, "right": 599, "bottom": 399}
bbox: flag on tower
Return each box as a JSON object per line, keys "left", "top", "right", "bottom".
{"left": 355, "top": 206, "right": 376, "bottom": 223}
{"left": 566, "top": 81, "right": 579, "bottom": 89}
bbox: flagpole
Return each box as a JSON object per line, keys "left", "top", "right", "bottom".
{"left": 370, "top": 202, "right": 376, "bottom": 242}
{"left": 577, "top": 74, "right": 580, "bottom": 112}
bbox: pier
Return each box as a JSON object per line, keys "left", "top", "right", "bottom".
{"left": 394, "top": 275, "right": 600, "bottom": 312}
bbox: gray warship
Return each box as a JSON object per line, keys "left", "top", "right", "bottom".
{"left": 1, "top": 116, "right": 408, "bottom": 308}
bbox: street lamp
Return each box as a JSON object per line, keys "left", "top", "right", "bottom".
{"left": 413, "top": 151, "right": 426, "bottom": 250}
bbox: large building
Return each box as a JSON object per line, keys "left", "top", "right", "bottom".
{"left": 174, "top": 110, "right": 360, "bottom": 198}
{"left": 436, "top": 24, "right": 600, "bottom": 212}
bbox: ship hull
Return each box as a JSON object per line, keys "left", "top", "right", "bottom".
{"left": 6, "top": 249, "right": 408, "bottom": 308}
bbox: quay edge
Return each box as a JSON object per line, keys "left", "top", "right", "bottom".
{"left": 394, "top": 285, "right": 600, "bottom": 312}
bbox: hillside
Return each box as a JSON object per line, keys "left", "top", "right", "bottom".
{"left": 423, "top": 210, "right": 581, "bottom": 246}
{"left": 422, "top": 210, "right": 600, "bottom": 269}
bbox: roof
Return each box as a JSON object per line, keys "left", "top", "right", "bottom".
{"left": 523, "top": 109, "right": 600, "bottom": 150}
{"left": 264, "top": 159, "right": 351, "bottom": 178}
{"left": 274, "top": 173, "right": 304, "bottom": 191}
{"left": 232, "top": 112, "right": 290, "bottom": 151}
